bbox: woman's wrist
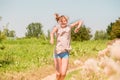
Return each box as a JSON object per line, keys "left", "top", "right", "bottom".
{"left": 77, "top": 26, "right": 80, "bottom": 29}
{"left": 78, "top": 20, "right": 83, "bottom": 28}
{"left": 75, "top": 26, "right": 80, "bottom": 30}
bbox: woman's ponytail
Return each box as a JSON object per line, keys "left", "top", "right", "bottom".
{"left": 54, "top": 13, "right": 60, "bottom": 22}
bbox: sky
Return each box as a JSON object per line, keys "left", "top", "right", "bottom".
{"left": 0, "top": 0, "right": 120, "bottom": 37}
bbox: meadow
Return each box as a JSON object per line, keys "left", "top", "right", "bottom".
{"left": 0, "top": 38, "right": 108, "bottom": 80}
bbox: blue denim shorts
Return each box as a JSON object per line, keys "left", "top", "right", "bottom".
{"left": 53, "top": 52, "right": 69, "bottom": 58}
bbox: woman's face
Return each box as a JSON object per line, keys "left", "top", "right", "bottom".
{"left": 58, "top": 17, "right": 68, "bottom": 26}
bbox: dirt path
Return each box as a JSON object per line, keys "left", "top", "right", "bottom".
{"left": 1, "top": 61, "right": 83, "bottom": 80}
{"left": 42, "top": 66, "right": 82, "bottom": 80}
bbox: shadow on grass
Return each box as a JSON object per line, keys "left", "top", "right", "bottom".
{"left": 0, "top": 60, "right": 14, "bottom": 67}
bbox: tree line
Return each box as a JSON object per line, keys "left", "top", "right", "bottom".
{"left": 0, "top": 17, "right": 120, "bottom": 42}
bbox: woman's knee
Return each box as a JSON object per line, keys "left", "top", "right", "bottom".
{"left": 56, "top": 72, "right": 66, "bottom": 77}
{"left": 61, "top": 72, "right": 66, "bottom": 77}
{"left": 56, "top": 72, "right": 61, "bottom": 77}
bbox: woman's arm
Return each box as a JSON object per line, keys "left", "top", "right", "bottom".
{"left": 70, "top": 20, "right": 83, "bottom": 33}
{"left": 50, "top": 26, "right": 58, "bottom": 45}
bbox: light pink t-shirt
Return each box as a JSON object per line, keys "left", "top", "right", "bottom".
{"left": 55, "top": 25, "right": 71, "bottom": 54}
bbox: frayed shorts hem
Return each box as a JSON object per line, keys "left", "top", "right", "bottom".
{"left": 53, "top": 52, "right": 69, "bottom": 58}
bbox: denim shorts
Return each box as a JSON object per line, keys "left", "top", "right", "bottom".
{"left": 53, "top": 52, "right": 69, "bottom": 58}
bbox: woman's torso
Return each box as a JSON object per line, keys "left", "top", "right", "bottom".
{"left": 55, "top": 25, "right": 71, "bottom": 54}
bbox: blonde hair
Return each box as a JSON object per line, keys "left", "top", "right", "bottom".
{"left": 54, "top": 13, "right": 68, "bottom": 22}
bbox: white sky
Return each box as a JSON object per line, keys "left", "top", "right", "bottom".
{"left": 0, "top": 0, "right": 120, "bottom": 37}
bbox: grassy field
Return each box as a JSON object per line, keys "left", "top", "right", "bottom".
{"left": 0, "top": 38, "right": 108, "bottom": 80}
{"left": 65, "top": 68, "right": 107, "bottom": 80}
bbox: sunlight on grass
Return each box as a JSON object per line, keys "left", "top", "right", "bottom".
{"left": 0, "top": 38, "right": 108, "bottom": 80}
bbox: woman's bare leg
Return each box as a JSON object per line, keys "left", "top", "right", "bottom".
{"left": 54, "top": 58, "right": 62, "bottom": 80}
{"left": 60, "top": 58, "right": 69, "bottom": 80}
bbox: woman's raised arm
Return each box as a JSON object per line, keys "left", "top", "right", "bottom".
{"left": 70, "top": 20, "right": 83, "bottom": 33}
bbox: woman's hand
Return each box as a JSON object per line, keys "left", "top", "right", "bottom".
{"left": 74, "top": 27, "right": 80, "bottom": 33}
{"left": 70, "top": 20, "right": 83, "bottom": 33}
{"left": 50, "top": 39, "right": 54, "bottom": 45}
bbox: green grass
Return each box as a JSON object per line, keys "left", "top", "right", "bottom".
{"left": 70, "top": 40, "right": 108, "bottom": 61}
{"left": 65, "top": 69, "right": 106, "bottom": 80}
{"left": 65, "top": 69, "right": 81, "bottom": 80}
{"left": 0, "top": 38, "right": 108, "bottom": 79}
{"left": 0, "top": 38, "right": 54, "bottom": 72}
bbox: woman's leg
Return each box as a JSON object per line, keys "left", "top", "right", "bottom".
{"left": 54, "top": 58, "right": 62, "bottom": 80}
{"left": 60, "top": 58, "right": 69, "bottom": 80}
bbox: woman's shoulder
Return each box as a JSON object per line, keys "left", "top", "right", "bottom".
{"left": 67, "top": 24, "right": 72, "bottom": 29}
{"left": 54, "top": 24, "right": 60, "bottom": 29}
{"left": 67, "top": 24, "right": 71, "bottom": 27}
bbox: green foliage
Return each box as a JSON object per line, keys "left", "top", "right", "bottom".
{"left": 25, "top": 22, "right": 43, "bottom": 38}
{"left": 47, "top": 30, "right": 50, "bottom": 39}
{"left": 0, "top": 39, "right": 107, "bottom": 71}
{"left": 0, "top": 38, "right": 108, "bottom": 80}
{"left": 106, "top": 23, "right": 113, "bottom": 36}
{"left": 0, "top": 38, "right": 52, "bottom": 72}
{"left": 94, "top": 30, "right": 108, "bottom": 40}
{"left": 2, "top": 27, "right": 15, "bottom": 38}
{"left": 106, "top": 18, "right": 120, "bottom": 39}
{"left": 70, "top": 40, "right": 107, "bottom": 59}
{"left": 71, "top": 25, "right": 92, "bottom": 41}
{"left": 0, "top": 31, "right": 6, "bottom": 43}
{"left": 110, "top": 18, "right": 120, "bottom": 39}
{"left": 65, "top": 69, "right": 106, "bottom": 80}
{"left": 8, "top": 30, "right": 15, "bottom": 37}
{"left": 0, "top": 28, "right": 15, "bottom": 42}
{"left": 3, "top": 28, "right": 9, "bottom": 37}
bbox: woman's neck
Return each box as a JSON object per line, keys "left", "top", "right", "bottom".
{"left": 61, "top": 24, "right": 67, "bottom": 28}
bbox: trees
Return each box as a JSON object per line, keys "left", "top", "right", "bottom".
{"left": 8, "top": 30, "right": 15, "bottom": 37}
{"left": 2, "top": 28, "right": 16, "bottom": 38}
{"left": 47, "top": 30, "right": 50, "bottom": 39}
{"left": 106, "top": 18, "right": 120, "bottom": 39}
{"left": 2, "top": 23, "right": 16, "bottom": 38}
{"left": 0, "top": 21, "right": 15, "bottom": 41}
{"left": 3, "top": 28, "right": 9, "bottom": 37}
{"left": 106, "top": 23, "right": 113, "bottom": 39}
{"left": 71, "top": 25, "right": 92, "bottom": 41}
{"left": 0, "top": 16, "right": 5, "bottom": 42}
{"left": 26, "top": 23, "right": 43, "bottom": 38}
{"left": 0, "top": 28, "right": 16, "bottom": 42}
{"left": 0, "top": 31, "right": 6, "bottom": 42}
{"left": 94, "top": 30, "right": 108, "bottom": 40}
{"left": 110, "top": 18, "right": 120, "bottom": 39}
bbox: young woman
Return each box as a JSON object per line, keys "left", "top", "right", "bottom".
{"left": 50, "top": 13, "right": 83, "bottom": 80}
